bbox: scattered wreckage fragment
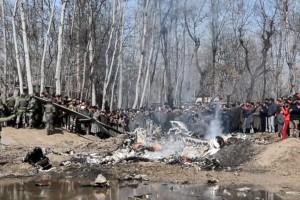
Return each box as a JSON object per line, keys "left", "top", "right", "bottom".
{"left": 23, "top": 147, "right": 52, "bottom": 170}
{"left": 40, "top": 121, "right": 256, "bottom": 172}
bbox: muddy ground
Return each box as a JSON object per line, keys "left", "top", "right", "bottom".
{"left": 0, "top": 127, "right": 300, "bottom": 199}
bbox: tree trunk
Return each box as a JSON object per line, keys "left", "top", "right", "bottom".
{"left": 76, "top": 18, "right": 81, "bottom": 98}
{"left": 12, "top": 0, "right": 24, "bottom": 94}
{"left": 80, "top": 42, "right": 89, "bottom": 101}
{"left": 117, "top": 1, "right": 126, "bottom": 109}
{"left": 247, "top": 76, "right": 255, "bottom": 102}
{"left": 54, "top": 0, "right": 67, "bottom": 95}
{"left": 20, "top": 1, "right": 33, "bottom": 94}
{"left": 149, "top": 42, "right": 159, "bottom": 102}
{"left": 40, "top": 0, "right": 56, "bottom": 95}
{"left": 132, "top": 0, "right": 150, "bottom": 109}
{"left": 140, "top": 37, "right": 154, "bottom": 108}
{"left": 1, "top": 0, "right": 7, "bottom": 95}
{"left": 88, "top": 0, "right": 96, "bottom": 105}
{"left": 110, "top": 64, "right": 119, "bottom": 110}
{"left": 102, "top": 0, "right": 118, "bottom": 109}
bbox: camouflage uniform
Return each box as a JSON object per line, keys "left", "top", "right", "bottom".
{"left": 0, "top": 100, "right": 5, "bottom": 118}
{"left": 6, "top": 94, "right": 15, "bottom": 127}
{"left": 68, "top": 103, "right": 77, "bottom": 132}
{"left": 0, "top": 114, "right": 17, "bottom": 141}
{"left": 44, "top": 100, "right": 55, "bottom": 135}
{"left": 15, "top": 94, "right": 29, "bottom": 128}
{"left": 27, "top": 96, "right": 36, "bottom": 128}
{"left": 6, "top": 94, "right": 16, "bottom": 115}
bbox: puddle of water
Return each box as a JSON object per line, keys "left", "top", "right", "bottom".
{"left": 0, "top": 179, "right": 282, "bottom": 200}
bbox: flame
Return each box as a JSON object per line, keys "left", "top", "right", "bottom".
{"left": 182, "top": 156, "right": 191, "bottom": 164}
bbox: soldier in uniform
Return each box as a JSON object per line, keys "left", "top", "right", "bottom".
{"left": 7, "top": 93, "right": 16, "bottom": 127}
{"left": 0, "top": 114, "right": 17, "bottom": 141}
{"left": 0, "top": 99, "right": 5, "bottom": 118}
{"left": 27, "top": 94, "right": 37, "bottom": 128}
{"left": 6, "top": 93, "right": 16, "bottom": 115}
{"left": 44, "top": 99, "right": 55, "bottom": 135}
{"left": 15, "top": 93, "right": 29, "bottom": 128}
{"left": 68, "top": 100, "right": 77, "bottom": 132}
{"left": 0, "top": 100, "right": 6, "bottom": 127}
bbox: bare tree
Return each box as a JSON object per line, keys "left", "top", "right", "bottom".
{"left": 117, "top": 2, "right": 125, "bottom": 109}
{"left": 12, "top": 0, "right": 23, "bottom": 94}
{"left": 184, "top": 0, "right": 207, "bottom": 97}
{"left": 281, "top": 0, "right": 300, "bottom": 95}
{"left": 239, "top": 1, "right": 276, "bottom": 101}
{"left": 1, "top": 0, "right": 7, "bottom": 95}
{"left": 132, "top": 0, "right": 150, "bottom": 109}
{"left": 40, "top": 0, "right": 56, "bottom": 95}
{"left": 160, "top": 0, "right": 174, "bottom": 108}
{"left": 102, "top": 0, "right": 119, "bottom": 109}
{"left": 88, "top": 0, "right": 96, "bottom": 105}
{"left": 55, "top": 0, "right": 67, "bottom": 95}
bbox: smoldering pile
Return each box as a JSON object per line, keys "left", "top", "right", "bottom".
{"left": 69, "top": 120, "right": 257, "bottom": 171}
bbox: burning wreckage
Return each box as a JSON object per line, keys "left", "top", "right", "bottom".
{"left": 72, "top": 118, "right": 257, "bottom": 171}
{"left": 22, "top": 108, "right": 259, "bottom": 172}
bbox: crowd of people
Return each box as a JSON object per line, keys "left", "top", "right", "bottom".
{"left": 0, "top": 92, "right": 130, "bottom": 137}
{"left": 220, "top": 93, "right": 300, "bottom": 140}
{"left": 0, "top": 91, "right": 300, "bottom": 141}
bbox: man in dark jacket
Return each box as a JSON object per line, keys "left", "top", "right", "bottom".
{"left": 261, "top": 100, "right": 269, "bottom": 132}
{"left": 289, "top": 97, "right": 300, "bottom": 137}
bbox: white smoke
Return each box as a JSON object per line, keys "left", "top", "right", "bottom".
{"left": 205, "top": 105, "right": 223, "bottom": 139}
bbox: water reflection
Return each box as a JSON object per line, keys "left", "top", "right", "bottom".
{"left": 0, "top": 179, "right": 281, "bottom": 200}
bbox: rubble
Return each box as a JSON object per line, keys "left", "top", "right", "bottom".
{"left": 236, "top": 187, "right": 251, "bottom": 192}
{"left": 94, "top": 174, "right": 110, "bottom": 187}
{"left": 119, "top": 174, "right": 149, "bottom": 182}
{"left": 207, "top": 179, "right": 219, "bottom": 185}
{"left": 42, "top": 116, "right": 267, "bottom": 176}
{"left": 23, "top": 147, "right": 52, "bottom": 170}
{"left": 128, "top": 194, "right": 151, "bottom": 200}
{"left": 62, "top": 120, "right": 260, "bottom": 172}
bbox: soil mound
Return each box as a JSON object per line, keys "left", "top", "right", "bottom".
{"left": 213, "top": 140, "right": 257, "bottom": 168}
{"left": 247, "top": 138, "right": 300, "bottom": 176}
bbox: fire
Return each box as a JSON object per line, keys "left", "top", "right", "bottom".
{"left": 134, "top": 140, "right": 162, "bottom": 152}
{"left": 182, "top": 156, "right": 191, "bottom": 164}
{"left": 153, "top": 142, "right": 162, "bottom": 152}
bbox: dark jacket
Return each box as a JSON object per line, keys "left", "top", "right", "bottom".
{"left": 267, "top": 103, "right": 277, "bottom": 117}
{"left": 290, "top": 102, "right": 300, "bottom": 121}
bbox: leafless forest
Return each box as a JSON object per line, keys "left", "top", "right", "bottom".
{"left": 0, "top": 0, "right": 299, "bottom": 108}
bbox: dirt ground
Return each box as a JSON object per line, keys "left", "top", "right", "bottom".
{"left": 0, "top": 127, "right": 300, "bottom": 199}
